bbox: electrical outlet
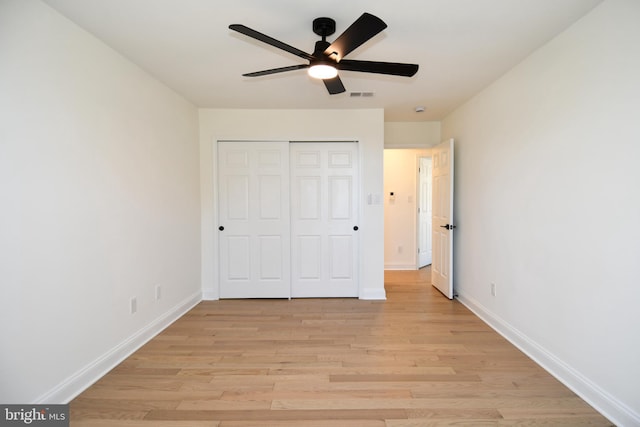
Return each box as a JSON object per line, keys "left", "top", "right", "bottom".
{"left": 490, "top": 283, "right": 497, "bottom": 297}
{"left": 155, "top": 285, "right": 161, "bottom": 301}
{"left": 130, "top": 297, "right": 137, "bottom": 314}
{"left": 397, "top": 245, "right": 403, "bottom": 254}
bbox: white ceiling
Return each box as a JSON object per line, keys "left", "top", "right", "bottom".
{"left": 43, "top": 0, "right": 602, "bottom": 121}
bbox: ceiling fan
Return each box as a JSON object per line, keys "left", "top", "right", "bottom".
{"left": 229, "top": 13, "right": 419, "bottom": 95}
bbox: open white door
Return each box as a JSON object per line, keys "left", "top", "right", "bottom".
{"left": 418, "top": 156, "right": 432, "bottom": 268}
{"left": 431, "top": 139, "right": 454, "bottom": 299}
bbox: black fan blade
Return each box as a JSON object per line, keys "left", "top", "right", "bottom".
{"left": 337, "top": 59, "right": 418, "bottom": 77}
{"left": 324, "top": 13, "right": 387, "bottom": 62}
{"left": 323, "top": 76, "right": 346, "bottom": 95}
{"left": 230, "top": 24, "right": 315, "bottom": 61}
{"left": 243, "top": 64, "right": 309, "bottom": 77}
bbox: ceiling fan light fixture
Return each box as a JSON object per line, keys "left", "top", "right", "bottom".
{"left": 308, "top": 63, "right": 338, "bottom": 80}
{"left": 230, "top": 13, "right": 418, "bottom": 95}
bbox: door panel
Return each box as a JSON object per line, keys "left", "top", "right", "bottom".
{"left": 329, "top": 176, "right": 352, "bottom": 219}
{"left": 258, "top": 175, "right": 282, "bottom": 219}
{"left": 225, "top": 176, "right": 249, "bottom": 219}
{"left": 291, "top": 142, "right": 359, "bottom": 298}
{"left": 418, "top": 157, "right": 433, "bottom": 267}
{"left": 226, "top": 236, "right": 250, "bottom": 279}
{"left": 299, "top": 177, "right": 321, "bottom": 219}
{"left": 259, "top": 236, "right": 283, "bottom": 279}
{"left": 299, "top": 236, "right": 321, "bottom": 279}
{"left": 330, "top": 236, "right": 352, "bottom": 278}
{"left": 431, "top": 139, "right": 454, "bottom": 299}
{"left": 218, "top": 141, "right": 290, "bottom": 298}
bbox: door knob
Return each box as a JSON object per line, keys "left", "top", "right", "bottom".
{"left": 353, "top": 226, "right": 359, "bottom": 231}
{"left": 218, "top": 226, "right": 224, "bottom": 231}
{"left": 439, "top": 224, "right": 456, "bottom": 230}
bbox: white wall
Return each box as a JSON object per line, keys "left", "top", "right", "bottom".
{"left": 441, "top": 0, "right": 640, "bottom": 424}
{"left": 199, "top": 109, "right": 385, "bottom": 300}
{"left": 383, "top": 149, "right": 429, "bottom": 269}
{"left": 384, "top": 121, "right": 441, "bottom": 148}
{"left": 0, "top": 0, "right": 201, "bottom": 403}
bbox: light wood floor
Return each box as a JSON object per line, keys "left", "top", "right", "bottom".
{"left": 70, "top": 269, "right": 612, "bottom": 426}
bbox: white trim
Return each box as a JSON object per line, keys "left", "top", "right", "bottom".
{"left": 202, "top": 290, "right": 219, "bottom": 300}
{"left": 456, "top": 292, "right": 640, "bottom": 427}
{"left": 384, "top": 143, "right": 433, "bottom": 149}
{"left": 358, "top": 140, "right": 365, "bottom": 304}
{"left": 36, "top": 291, "right": 202, "bottom": 404}
{"left": 384, "top": 264, "right": 418, "bottom": 270}
{"left": 360, "top": 288, "right": 386, "bottom": 300}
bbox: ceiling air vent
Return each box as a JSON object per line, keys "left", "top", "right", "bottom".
{"left": 350, "top": 92, "right": 375, "bottom": 97}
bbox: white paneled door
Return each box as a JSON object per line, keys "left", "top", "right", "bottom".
{"left": 290, "top": 142, "right": 359, "bottom": 298}
{"left": 218, "top": 141, "right": 359, "bottom": 299}
{"left": 218, "top": 141, "right": 291, "bottom": 298}
{"left": 418, "top": 156, "right": 433, "bottom": 268}
{"left": 431, "top": 139, "right": 455, "bottom": 299}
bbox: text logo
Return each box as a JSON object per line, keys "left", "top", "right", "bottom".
{"left": 1, "top": 405, "right": 68, "bottom": 426}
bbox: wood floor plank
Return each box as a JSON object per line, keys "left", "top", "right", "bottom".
{"left": 143, "top": 409, "right": 407, "bottom": 422}
{"left": 269, "top": 397, "right": 597, "bottom": 411}
{"left": 71, "top": 421, "right": 220, "bottom": 427}
{"left": 220, "top": 421, "right": 385, "bottom": 427}
{"left": 70, "top": 269, "right": 612, "bottom": 426}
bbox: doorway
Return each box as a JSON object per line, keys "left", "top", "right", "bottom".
{"left": 383, "top": 148, "right": 431, "bottom": 270}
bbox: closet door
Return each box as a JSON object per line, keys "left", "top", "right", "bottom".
{"left": 290, "top": 142, "right": 359, "bottom": 297}
{"left": 218, "top": 141, "right": 290, "bottom": 298}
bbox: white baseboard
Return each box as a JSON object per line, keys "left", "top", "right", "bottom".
{"left": 384, "top": 265, "right": 417, "bottom": 270}
{"left": 206, "top": 287, "right": 384, "bottom": 301}
{"left": 202, "top": 289, "right": 219, "bottom": 300}
{"left": 360, "top": 288, "right": 386, "bottom": 300}
{"left": 456, "top": 292, "right": 640, "bottom": 427}
{"left": 36, "top": 291, "right": 202, "bottom": 404}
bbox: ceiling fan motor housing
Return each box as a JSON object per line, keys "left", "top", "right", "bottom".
{"left": 314, "top": 40, "right": 332, "bottom": 57}
{"left": 313, "top": 17, "right": 336, "bottom": 38}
